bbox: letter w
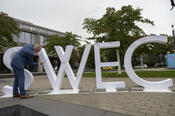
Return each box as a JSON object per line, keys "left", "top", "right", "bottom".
{"left": 38, "top": 44, "right": 91, "bottom": 94}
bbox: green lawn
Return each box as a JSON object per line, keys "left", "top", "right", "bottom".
{"left": 82, "top": 71, "right": 175, "bottom": 78}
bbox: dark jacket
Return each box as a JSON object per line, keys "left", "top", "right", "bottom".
{"left": 11, "top": 44, "right": 39, "bottom": 69}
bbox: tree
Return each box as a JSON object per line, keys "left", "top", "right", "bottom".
{"left": 149, "top": 35, "right": 174, "bottom": 66}
{"left": 133, "top": 35, "right": 174, "bottom": 67}
{"left": 151, "top": 35, "right": 174, "bottom": 55}
{"left": 78, "top": 45, "right": 95, "bottom": 69}
{"left": 44, "top": 32, "right": 81, "bottom": 55}
{"left": 83, "top": 5, "right": 154, "bottom": 65}
{"left": 0, "top": 12, "right": 20, "bottom": 52}
{"left": 44, "top": 32, "right": 81, "bottom": 69}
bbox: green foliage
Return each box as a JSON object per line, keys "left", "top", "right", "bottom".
{"left": 83, "top": 5, "right": 154, "bottom": 65}
{"left": 78, "top": 45, "right": 95, "bottom": 69}
{"left": 44, "top": 32, "right": 81, "bottom": 69}
{"left": 82, "top": 71, "right": 175, "bottom": 78}
{"left": 133, "top": 35, "right": 174, "bottom": 66}
{"left": 0, "top": 12, "right": 20, "bottom": 52}
{"left": 83, "top": 5, "right": 154, "bottom": 41}
{"left": 151, "top": 35, "right": 174, "bottom": 55}
{"left": 44, "top": 32, "right": 81, "bottom": 55}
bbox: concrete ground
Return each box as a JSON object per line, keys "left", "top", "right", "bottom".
{"left": 0, "top": 76, "right": 175, "bottom": 116}
{"left": 0, "top": 96, "right": 129, "bottom": 116}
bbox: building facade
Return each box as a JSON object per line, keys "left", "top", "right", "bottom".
{"left": 0, "top": 17, "right": 65, "bottom": 73}
{"left": 13, "top": 18, "right": 65, "bottom": 46}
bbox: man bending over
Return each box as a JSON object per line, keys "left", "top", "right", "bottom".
{"left": 10, "top": 44, "right": 43, "bottom": 99}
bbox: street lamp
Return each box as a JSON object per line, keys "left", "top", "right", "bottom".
{"left": 172, "top": 25, "right": 175, "bottom": 36}
{"left": 172, "top": 25, "right": 175, "bottom": 51}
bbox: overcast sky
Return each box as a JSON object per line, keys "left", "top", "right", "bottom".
{"left": 0, "top": 0, "right": 174, "bottom": 41}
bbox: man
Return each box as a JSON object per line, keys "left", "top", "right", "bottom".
{"left": 10, "top": 44, "right": 43, "bottom": 99}
{"left": 170, "top": 0, "right": 175, "bottom": 10}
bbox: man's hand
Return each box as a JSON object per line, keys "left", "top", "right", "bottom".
{"left": 40, "top": 61, "right": 44, "bottom": 65}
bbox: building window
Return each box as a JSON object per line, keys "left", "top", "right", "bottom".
{"left": 24, "top": 32, "right": 30, "bottom": 43}
{"left": 40, "top": 35, "right": 46, "bottom": 46}
{"left": 19, "top": 32, "right": 25, "bottom": 43}
{"left": 12, "top": 35, "right": 18, "bottom": 42}
{"left": 18, "top": 32, "right": 31, "bottom": 44}
{"left": 31, "top": 34, "right": 36, "bottom": 45}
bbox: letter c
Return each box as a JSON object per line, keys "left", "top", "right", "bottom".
{"left": 124, "top": 36, "right": 173, "bottom": 92}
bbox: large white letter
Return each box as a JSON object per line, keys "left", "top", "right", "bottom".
{"left": 2, "top": 47, "right": 34, "bottom": 97}
{"left": 124, "top": 36, "right": 173, "bottom": 92}
{"left": 38, "top": 44, "right": 91, "bottom": 94}
{"left": 94, "top": 42, "right": 125, "bottom": 92}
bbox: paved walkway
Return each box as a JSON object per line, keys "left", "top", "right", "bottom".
{"left": 0, "top": 96, "right": 129, "bottom": 116}
{"left": 0, "top": 76, "right": 175, "bottom": 116}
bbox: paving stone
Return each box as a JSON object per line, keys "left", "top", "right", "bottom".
{"left": 145, "top": 113, "right": 156, "bottom": 116}
{"left": 1, "top": 77, "right": 175, "bottom": 116}
{"left": 128, "top": 111, "right": 146, "bottom": 116}
{"left": 124, "top": 107, "right": 140, "bottom": 112}
{"left": 135, "top": 105, "right": 150, "bottom": 110}
{"left": 157, "top": 112, "right": 175, "bottom": 116}
{"left": 145, "top": 104, "right": 161, "bottom": 108}
{"left": 139, "top": 109, "right": 157, "bottom": 115}
{"left": 0, "top": 97, "right": 129, "bottom": 116}
{"left": 151, "top": 107, "right": 168, "bottom": 113}
{"left": 101, "top": 111, "right": 130, "bottom": 116}
{"left": 168, "top": 109, "right": 175, "bottom": 114}
{"left": 111, "top": 108, "right": 129, "bottom": 114}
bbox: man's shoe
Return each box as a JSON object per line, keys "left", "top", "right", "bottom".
{"left": 13, "top": 94, "right": 20, "bottom": 98}
{"left": 20, "top": 94, "right": 33, "bottom": 99}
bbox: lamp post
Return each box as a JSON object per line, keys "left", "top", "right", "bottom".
{"left": 172, "top": 25, "right": 175, "bottom": 51}
{"left": 172, "top": 25, "right": 175, "bottom": 36}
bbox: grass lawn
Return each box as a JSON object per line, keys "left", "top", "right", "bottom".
{"left": 82, "top": 71, "right": 175, "bottom": 78}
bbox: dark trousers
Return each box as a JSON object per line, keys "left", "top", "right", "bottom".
{"left": 10, "top": 63, "right": 26, "bottom": 96}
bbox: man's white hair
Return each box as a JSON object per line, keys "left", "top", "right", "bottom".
{"left": 34, "top": 44, "right": 41, "bottom": 51}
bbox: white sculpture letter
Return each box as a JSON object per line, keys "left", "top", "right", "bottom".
{"left": 38, "top": 44, "right": 91, "bottom": 94}
{"left": 2, "top": 47, "right": 34, "bottom": 97}
{"left": 124, "top": 36, "right": 173, "bottom": 92}
{"left": 94, "top": 42, "right": 125, "bottom": 92}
